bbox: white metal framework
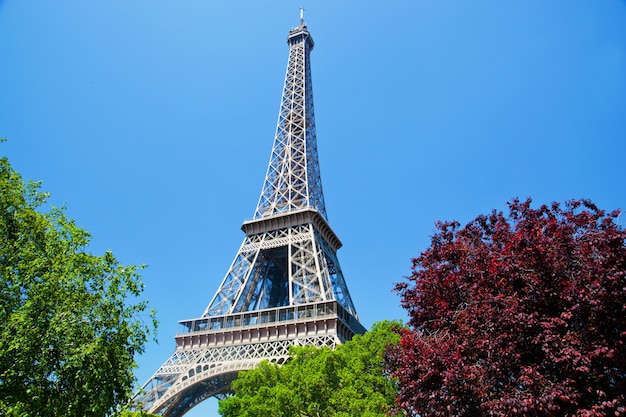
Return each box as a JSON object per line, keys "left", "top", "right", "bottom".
{"left": 135, "top": 18, "right": 364, "bottom": 417}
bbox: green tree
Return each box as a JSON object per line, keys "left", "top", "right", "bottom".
{"left": 218, "top": 321, "right": 401, "bottom": 417}
{"left": 0, "top": 151, "right": 156, "bottom": 416}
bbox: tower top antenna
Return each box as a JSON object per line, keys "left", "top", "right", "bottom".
{"left": 299, "top": 7, "right": 304, "bottom": 25}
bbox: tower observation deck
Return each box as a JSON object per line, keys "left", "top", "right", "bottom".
{"left": 135, "top": 15, "right": 365, "bottom": 417}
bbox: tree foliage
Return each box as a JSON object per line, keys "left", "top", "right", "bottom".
{"left": 218, "top": 321, "right": 401, "bottom": 417}
{"left": 388, "top": 198, "right": 626, "bottom": 416}
{"left": 0, "top": 153, "right": 156, "bottom": 416}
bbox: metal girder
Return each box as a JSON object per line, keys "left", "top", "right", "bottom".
{"left": 135, "top": 307, "right": 361, "bottom": 416}
{"left": 254, "top": 23, "right": 326, "bottom": 221}
{"left": 203, "top": 220, "right": 358, "bottom": 318}
{"left": 137, "top": 19, "right": 364, "bottom": 417}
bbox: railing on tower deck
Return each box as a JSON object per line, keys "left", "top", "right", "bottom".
{"left": 177, "top": 300, "right": 365, "bottom": 336}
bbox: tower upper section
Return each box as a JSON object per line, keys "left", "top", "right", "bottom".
{"left": 253, "top": 19, "right": 327, "bottom": 221}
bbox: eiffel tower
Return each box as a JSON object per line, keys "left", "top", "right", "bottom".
{"left": 135, "top": 11, "right": 365, "bottom": 417}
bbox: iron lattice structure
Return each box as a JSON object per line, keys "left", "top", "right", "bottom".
{"left": 135, "top": 17, "right": 365, "bottom": 417}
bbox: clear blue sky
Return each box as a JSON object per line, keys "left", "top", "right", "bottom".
{"left": 1, "top": 1, "right": 625, "bottom": 416}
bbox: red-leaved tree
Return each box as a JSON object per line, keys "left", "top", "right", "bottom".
{"left": 387, "top": 199, "right": 626, "bottom": 417}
